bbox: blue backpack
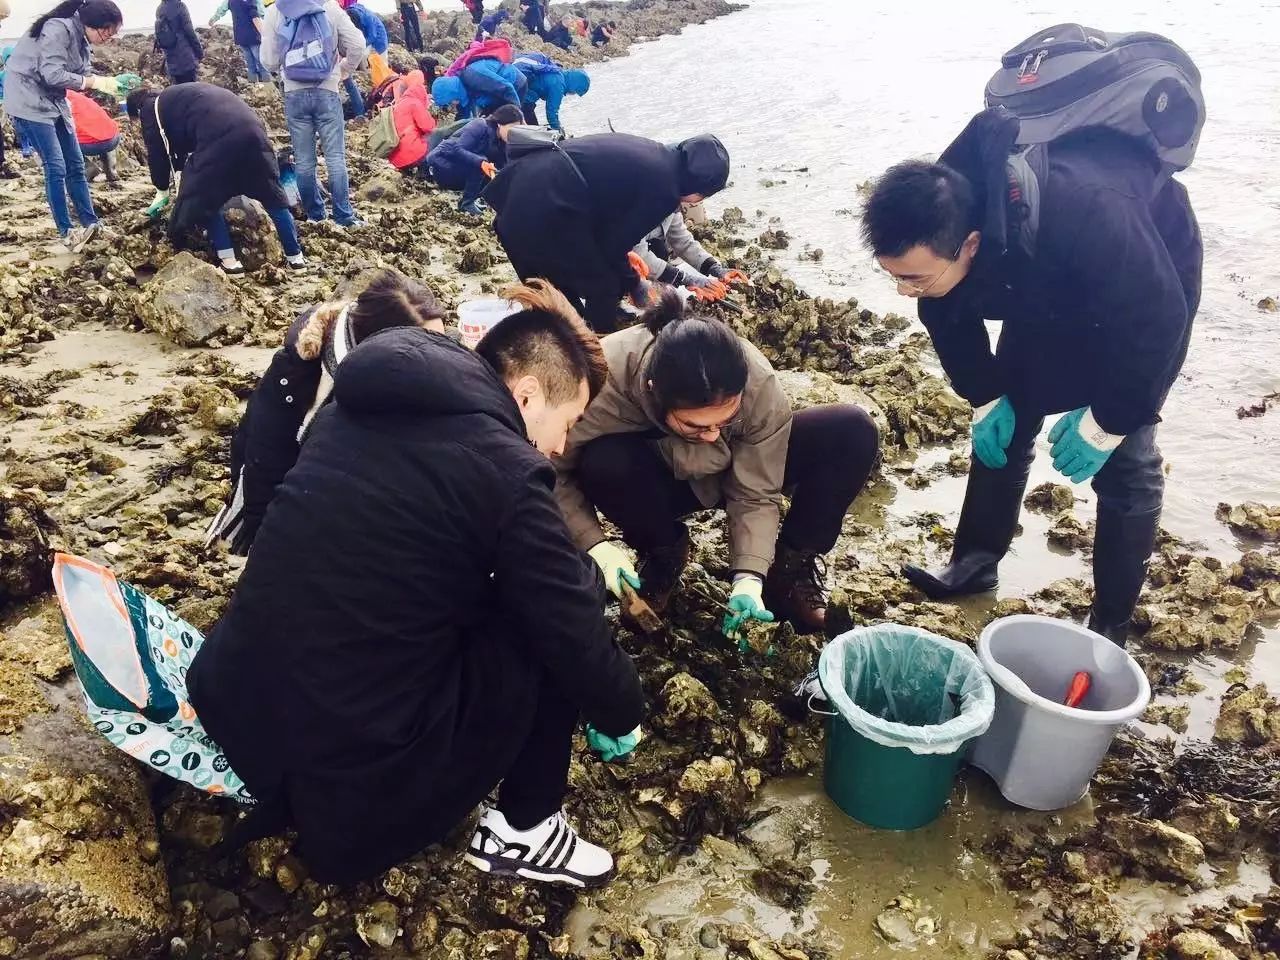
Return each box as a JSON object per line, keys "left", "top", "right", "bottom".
{"left": 277, "top": 0, "right": 338, "bottom": 83}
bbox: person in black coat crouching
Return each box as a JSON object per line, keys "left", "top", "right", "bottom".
{"left": 126, "top": 83, "right": 307, "bottom": 274}
{"left": 485, "top": 131, "right": 730, "bottom": 333}
{"left": 188, "top": 279, "right": 645, "bottom": 888}
{"left": 205, "top": 269, "right": 446, "bottom": 555}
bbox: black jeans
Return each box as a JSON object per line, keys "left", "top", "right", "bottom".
{"left": 575, "top": 404, "right": 880, "bottom": 556}
{"left": 400, "top": 4, "right": 423, "bottom": 50}
{"left": 496, "top": 677, "right": 578, "bottom": 830}
{"left": 169, "top": 69, "right": 198, "bottom": 85}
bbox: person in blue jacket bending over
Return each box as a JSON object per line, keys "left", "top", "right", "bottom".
{"left": 344, "top": 1, "right": 387, "bottom": 118}
{"left": 431, "top": 57, "right": 526, "bottom": 120}
{"left": 512, "top": 51, "right": 588, "bottom": 132}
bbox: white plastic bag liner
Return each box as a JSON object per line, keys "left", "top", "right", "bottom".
{"left": 818, "top": 624, "right": 995, "bottom": 756}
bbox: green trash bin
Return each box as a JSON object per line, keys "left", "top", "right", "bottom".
{"left": 817, "top": 624, "right": 994, "bottom": 830}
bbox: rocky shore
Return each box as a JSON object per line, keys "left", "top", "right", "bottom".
{"left": 2, "top": 2, "right": 1280, "bottom": 958}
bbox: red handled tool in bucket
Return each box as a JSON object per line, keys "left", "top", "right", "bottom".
{"left": 1063, "top": 671, "right": 1092, "bottom": 708}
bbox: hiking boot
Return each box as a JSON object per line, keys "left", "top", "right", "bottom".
{"left": 636, "top": 526, "right": 691, "bottom": 615}
{"left": 466, "top": 807, "right": 615, "bottom": 889}
{"left": 63, "top": 224, "right": 99, "bottom": 253}
{"left": 764, "top": 544, "right": 829, "bottom": 633}
{"left": 1086, "top": 613, "right": 1132, "bottom": 649}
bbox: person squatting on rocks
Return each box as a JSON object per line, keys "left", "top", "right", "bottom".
{"left": 632, "top": 209, "right": 750, "bottom": 302}
{"left": 262, "top": 0, "right": 368, "bottom": 227}
{"left": 420, "top": 103, "right": 520, "bottom": 214}
{"left": 555, "top": 289, "right": 880, "bottom": 637}
{"left": 485, "top": 131, "right": 730, "bottom": 333}
{"left": 591, "top": 20, "right": 616, "bottom": 47}
{"left": 399, "top": 0, "right": 423, "bottom": 52}
{"left": 207, "top": 270, "right": 446, "bottom": 554}
{"left": 187, "top": 279, "right": 644, "bottom": 888}
{"left": 862, "top": 107, "right": 1202, "bottom": 647}
{"left": 66, "top": 88, "right": 121, "bottom": 187}
{"left": 476, "top": 7, "right": 509, "bottom": 40}
{"left": 127, "top": 82, "right": 307, "bottom": 273}
{"left": 385, "top": 69, "right": 436, "bottom": 173}
{"left": 2, "top": 0, "right": 139, "bottom": 252}
{"left": 154, "top": 0, "right": 203, "bottom": 84}
{"left": 431, "top": 40, "right": 527, "bottom": 121}
{"left": 209, "top": 0, "right": 270, "bottom": 83}
{"left": 511, "top": 50, "right": 589, "bottom": 132}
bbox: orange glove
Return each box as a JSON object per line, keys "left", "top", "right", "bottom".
{"left": 722, "top": 269, "right": 751, "bottom": 285}
{"left": 627, "top": 251, "right": 650, "bottom": 280}
{"left": 690, "top": 281, "right": 727, "bottom": 302}
{"left": 480, "top": 161, "right": 497, "bottom": 179}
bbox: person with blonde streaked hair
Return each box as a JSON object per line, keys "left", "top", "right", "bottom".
{"left": 188, "top": 276, "right": 643, "bottom": 888}
{"left": 206, "top": 269, "right": 446, "bottom": 554}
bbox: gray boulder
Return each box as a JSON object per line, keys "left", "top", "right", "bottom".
{"left": 138, "top": 252, "right": 247, "bottom": 347}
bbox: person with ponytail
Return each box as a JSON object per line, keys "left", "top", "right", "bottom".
{"left": 3, "top": 0, "right": 138, "bottom": 251}
{"left": 206, "top": 269, "right": 447, "bottom": 555}
{"left": 555, "top": 288, "right": 881, "bottom": 637}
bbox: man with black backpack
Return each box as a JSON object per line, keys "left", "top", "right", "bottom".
{"left": 860, "top": 25, "right": 1204, "bottom": 647}
{"left": 262, "top": 0, "right": 367, "bottom": 227}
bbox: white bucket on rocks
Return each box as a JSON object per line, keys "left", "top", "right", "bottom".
{"left": 971, "top": 615, "right": 1150, "bottom": 811}
{"left": 458, "top": 299, "right": 517, "bottom": 349}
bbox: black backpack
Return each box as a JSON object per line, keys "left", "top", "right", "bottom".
{"left": 984, "top": 24, "right": 1204, "bottom": 258}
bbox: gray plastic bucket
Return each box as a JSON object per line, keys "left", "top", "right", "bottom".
{"left": 971, "top": 615, "right": 1150, "bottom": 810}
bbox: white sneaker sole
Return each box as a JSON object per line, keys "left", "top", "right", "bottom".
{"left": 464, "top": 850, "right": 614, "bottom": 889}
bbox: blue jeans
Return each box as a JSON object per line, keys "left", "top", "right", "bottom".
{"left": 80, "top": 133, "right": 121, "bottom": 158}
{"left": 239, "top": 44, "right": 271, "bottom": 82}
{"left": 14, "top": 115, "right": 97, "bottom": 236}
{"left": 208, "top": 207, "right": 301, "bottom": 260}
{"left": 284, "top": 89, "right": 355, "bottom": 225}
{"left": 342, "top": 76, "right": 366, "bottom": 118}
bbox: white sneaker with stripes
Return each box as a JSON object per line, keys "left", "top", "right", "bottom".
{"left": 465, "top": 807, "right": 615, "bottom": 888}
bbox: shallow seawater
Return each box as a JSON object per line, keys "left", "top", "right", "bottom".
{"left": 563, "top": 2, "right": 1280, "bottom": 952}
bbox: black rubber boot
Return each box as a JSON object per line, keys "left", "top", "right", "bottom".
{"left": 903, "top": 455, "right": 1033, "bottom": 599}
{"left": 1087, "top": 503, "right": 1162, "bottom": 648}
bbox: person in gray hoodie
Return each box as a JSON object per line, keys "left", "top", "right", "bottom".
{"left": 3, "top": 0, "right": 137, "bottom": 251}
{"left": 261, "top": 0, "right": 366, "bottom": 227}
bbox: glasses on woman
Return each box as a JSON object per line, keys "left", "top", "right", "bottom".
{"left": 668, "top": 396, "right": 743, "bottom": 440}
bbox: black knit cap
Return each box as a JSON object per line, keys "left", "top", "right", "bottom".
{"left": 675, "top": 134, "right": 730, "bottom": 197}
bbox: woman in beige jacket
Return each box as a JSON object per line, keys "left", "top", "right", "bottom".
{"left": 554, "top": 289, "right": 879, "bottom": 636}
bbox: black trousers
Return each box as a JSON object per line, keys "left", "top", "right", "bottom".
{"left": 575, "top": 404, "right": 880, "bottom": 557}
{"left": 400, "top": 5, "right": 423, "bottom": 50}
{"left": 169, "top": 69, "right": 198, "bottom": 85}
{"left": 496, "top": 676, "right": 578, "bottom": 830}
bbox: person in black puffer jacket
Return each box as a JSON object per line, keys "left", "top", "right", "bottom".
{"left": 188, "top": 278, "right": 644, "bottom": 888}
{"left": 206, "top": 269, "right": 446, "bottom": 555}
{"left": 154, "top": 0, "right": 202, "bottom": 84}
{"left": 485, "top": 132, "right": 730, "bottom": 333}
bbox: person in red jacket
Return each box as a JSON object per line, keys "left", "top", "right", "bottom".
{"left": 66, "top": 88, "right": 121, "bottom": 187}
{"left": 387, "top": 69, "right": 435, "bottom": 173}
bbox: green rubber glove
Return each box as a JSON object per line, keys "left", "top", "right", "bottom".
{"left": 970, "top": 395, "right": 1016, "bottom": 469}
{"left": 145, "top": 190, "right": 171, "bottom": 218}
{"left": 1048, "top": 407, "right": 1124, "bottom": 483}
{"left": 116, "top": 73, "right": 143, "bottom": 95}
{"left": 721, "top": 575, "right": 774, "bottom": 643}
{"left": 586, "top": 724, "right": 641, "bottom": 762}
{"left": 587, "top": 540, "right": 641, "bottom": 599}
